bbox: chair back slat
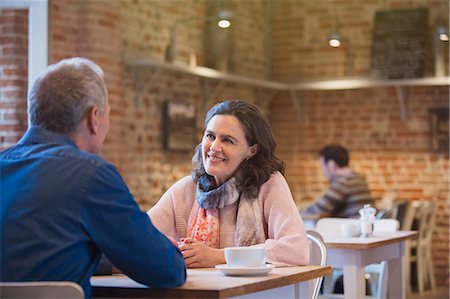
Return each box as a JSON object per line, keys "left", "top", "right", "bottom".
{"left": 412, "top": 201, "right": 437, "bottom": 242}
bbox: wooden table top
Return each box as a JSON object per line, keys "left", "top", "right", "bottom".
{"left": 318, "top": 230, "right": 417, "bottom": 250}
{"left": 92, "top": 265, "right": 332, "bottom": 298}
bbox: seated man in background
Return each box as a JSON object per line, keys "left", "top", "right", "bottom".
{"left": 0, "top": 58, "right": 186, "bottom": 297}
{"left": 302, "top": 144, "right": 373, "bottom": 218}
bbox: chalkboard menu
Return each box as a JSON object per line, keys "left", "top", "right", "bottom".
{"left": 371, "top": 8, "right": 429, "bottom": 79}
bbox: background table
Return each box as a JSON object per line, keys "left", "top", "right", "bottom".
{"left": 317, "top": 230, "right": 417, "bottom": 299}
{"left": 92, "top": 265, "right": 331, "bottom": 298}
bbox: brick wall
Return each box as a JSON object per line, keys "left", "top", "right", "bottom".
{"left": 0, "top": 9, "right": 28, "bottom": 150}
{"left": 270, "top": 0, "right": 449, "bottom": 288}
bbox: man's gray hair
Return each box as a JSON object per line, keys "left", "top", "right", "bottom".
{"left": 28, "top": 57, "right": 108, "bottom": 134}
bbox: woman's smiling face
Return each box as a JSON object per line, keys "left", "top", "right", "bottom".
{"left": 202, "top": 114, "right": 257, "bottom": 185}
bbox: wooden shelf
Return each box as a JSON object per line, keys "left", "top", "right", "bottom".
{"left": 126, "top": 58, "right": 449, "bottom": 120}
{"left": 125, "top": 58, "right": 286, "bottom": 90}
{"left": 125, "top": 58, "right": 450, "bottom": 91}
{"left": 287, "top": 76, "right": 450, "bottom": 91}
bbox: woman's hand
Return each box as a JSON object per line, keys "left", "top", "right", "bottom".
{"left": 178, "top": 238, "right": 225, "bottom": 268}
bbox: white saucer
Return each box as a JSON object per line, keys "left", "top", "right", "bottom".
{"left": 215, "top": 264, "right": 275, "bottom": 276}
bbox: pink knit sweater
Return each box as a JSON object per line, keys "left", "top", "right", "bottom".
{"left": 147, "top": 171, "right": 309, "bottom": 266}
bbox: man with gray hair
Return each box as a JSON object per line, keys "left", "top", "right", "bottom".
{"left": 0, "top": 58, "right": 186, "bottom": 297}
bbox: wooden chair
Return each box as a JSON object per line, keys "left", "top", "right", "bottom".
{"left": 0, "top": 281, "right": 84, "bottom": 299}
{"left": 306, "top": 230, "right": 328, "bottom": 299}
{"left": 409, "top": 200, "right": 437, "bottom": 293}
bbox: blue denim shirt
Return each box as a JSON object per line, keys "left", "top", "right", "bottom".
{"left": 0, "top": 127, "right": 186, "bottom": 297}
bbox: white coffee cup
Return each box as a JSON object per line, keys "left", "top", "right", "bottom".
{"left": 340, "top": 223, "right": 360, "bottom": 237}
{"left": 224, "top": 246, "right": 266, "bottom": 267}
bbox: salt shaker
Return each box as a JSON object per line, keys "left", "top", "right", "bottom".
{"left": 359, "top": 204, "right": 376, "bottom": 238}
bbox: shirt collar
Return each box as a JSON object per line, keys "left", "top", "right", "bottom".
{"left": 19, "top": 126, "right": 78, "bottom": 148}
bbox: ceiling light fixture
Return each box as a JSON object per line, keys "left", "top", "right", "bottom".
{"left": 434, "top": 25, "right": 449, "bottom": 76}
{"left": 436, "top": 26, "right": 449, "bottom": 42}
{"left": 328, "top": 32, "right": 341, "bottom": 48}
{"left": 326, "top": 31, "right": 353, "bottom": 75}
{"left": 165, "top": 10, "right": 232, "bottom": 63}
{"left": 217, "top": 10, "right": 232, "bottom": 28}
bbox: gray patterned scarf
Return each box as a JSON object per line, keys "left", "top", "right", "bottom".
{"left": 196, "top": 175, "right": 266, "bottom": 246}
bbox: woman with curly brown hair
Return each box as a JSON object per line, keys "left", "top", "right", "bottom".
{"left": 148, "top": 100, "right": 309, "bottom": 268}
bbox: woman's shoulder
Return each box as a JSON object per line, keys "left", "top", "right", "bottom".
{"left": 258, "top": 171, "right": 296, "bottom": 216}
{"left": 264, "top": 171, "right": 287, "bottom": 186}
{"left": 258, "top": 171, "right": 290, "bottom": 195}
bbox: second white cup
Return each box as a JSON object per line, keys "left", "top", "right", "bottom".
{"left": 340, "top": 223, "right": 360, "bottom": 237}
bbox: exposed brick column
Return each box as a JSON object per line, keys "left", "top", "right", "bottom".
{"left": 0, "top": 9, "right": 28, "bottom": 150}
{"left": 50, "top": 0, "right": 124, "bottom": 167}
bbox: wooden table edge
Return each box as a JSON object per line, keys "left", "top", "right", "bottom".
{"left": 92, "top": 266, "right": 332, "bottom": 299}
{"left": 219, "top": 266, "right": 332, "bottom": 298}
{"left": 325, "top": 231, "right": 418, "bottom": 249}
